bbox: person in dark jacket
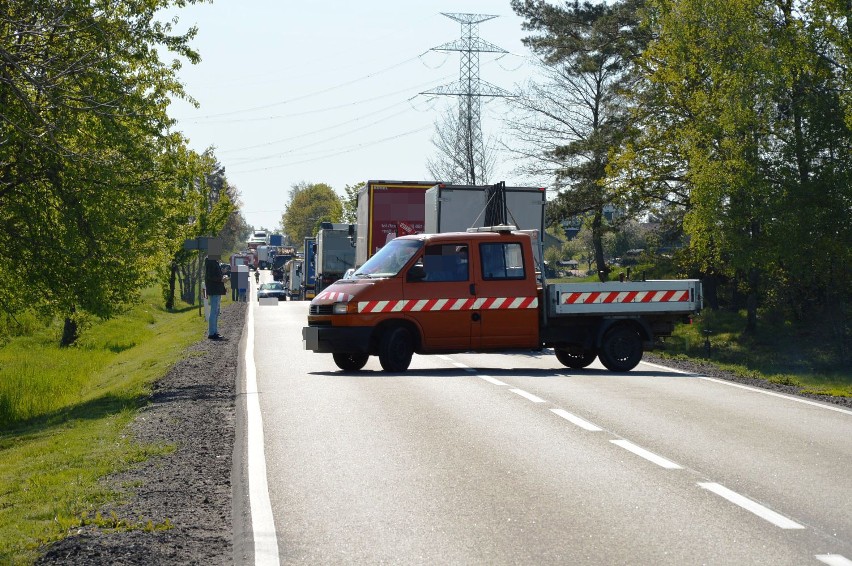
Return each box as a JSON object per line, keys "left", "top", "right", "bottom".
{"left": 204, "top": 253, "right": 227, "bottom": 340}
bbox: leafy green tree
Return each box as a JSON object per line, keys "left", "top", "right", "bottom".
{"left": 341, "top": 181, "right": 364, "bottom": 224}
{"left": 159, "top": 148, "right": 236, "bottom": 310}
{"left": 621, "top": 0, "right": 852, "bottom": 339}
{"left": 0, "top": 0, "right": 204, "bottom": 345}
{"left": 281, "top": 182, "right": 342, "bottom": 245}
{"left": 509, "top": 0, "right": 646, "bottom": 281}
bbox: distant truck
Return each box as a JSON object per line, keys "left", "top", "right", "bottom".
{"left": 257, "top": 245, "right": 273, "bottom": 270}
{"left": 284, "top": 258, "right": 303, "bottom": 299}
{"left": 300, "top": 237, "right": 317, "bottom": 301}
{"left": 303, "top": 226, "right": 702, "bottom": 373}
{"left": 272, "top": 246, "right": 296, "bottom": 281}
{"left": 355, "top": 180, "right": 437, "bottom": 267}
{"left": 315, "top": 222, "right": 356, "bottom": 295}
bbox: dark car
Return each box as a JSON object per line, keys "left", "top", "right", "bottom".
{"left": 257, "top": 281, "right": 287, "bottom": 301}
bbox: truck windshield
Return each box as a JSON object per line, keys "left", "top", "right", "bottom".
{"left": 354, "top": 239, "right": 422, "bottom": 278}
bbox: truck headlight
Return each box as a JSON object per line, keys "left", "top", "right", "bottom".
{"left": 333, "top": 302, "right": 350, "bottom": 314}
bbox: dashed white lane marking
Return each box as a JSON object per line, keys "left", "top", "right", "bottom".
{"left": 641, "top": 361, "right": 852, "bottom": 416}
{"left": 816, "top": 555, "right": 852, "bottom": 566}
{"left": 246, "top": 300, "right": 281, "bottom": 565}
{"left": 698, "top": 482, "right": 805, "bottom": 529}
{"left": 479, "top": 374, "right": 508, "bottom": 386}
{"left": 611, "top": 439, "right": 683, "bottom": 469}
{"left": 510, "top": 388, "right": 546, "bottom": 403}
{"left": 551, "top": 408, "right": 603, "bottom": 431}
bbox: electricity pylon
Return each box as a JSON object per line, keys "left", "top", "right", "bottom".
{"left": 422, "top": 13, "right": 513, "bottom": 185}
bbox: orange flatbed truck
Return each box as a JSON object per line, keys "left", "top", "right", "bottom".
{"left": 303, "top": 226, "right": 702, "bottom": 373}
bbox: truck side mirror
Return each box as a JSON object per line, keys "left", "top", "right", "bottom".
{"left": 407, "top": 264, "right": 426, "bottom": 282}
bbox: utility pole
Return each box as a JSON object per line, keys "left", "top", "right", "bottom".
{"left": 422, "top": 13, "right": 513, "bottom": 185}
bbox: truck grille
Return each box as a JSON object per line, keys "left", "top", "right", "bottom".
{"left": 310, "top": 304, "right": 334, "bottom": 316}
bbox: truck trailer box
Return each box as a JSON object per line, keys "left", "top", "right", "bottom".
{"left": 355, "top": 180, "right": 437, "bottom": 267}
{"left": 315, "top": 223, "right": 356, "bottom": 294}
{"left": 424, "top": 184, "right": 547, "bottom": 234}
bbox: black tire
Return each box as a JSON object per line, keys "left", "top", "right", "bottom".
{"left": 378, "top": 326, "right": 414, "bottom": 372}
{"left": 332, "top": 353, "right": 369, "bottom": 372}
{"left": 598, "top": 325, "right": 643, "bottom": 372}
{"left": 554, "top": 347, "right": 597, "bottom": 369}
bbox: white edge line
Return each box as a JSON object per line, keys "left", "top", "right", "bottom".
{"left": 479, "top": 374, "right": 508, "bottom": 386}
{"left": 510, "top": 388, "right": 546, "bottom": 403}
{"left": 698, "top": 482, "right": 804, "bottom": 529}
{"left": 816, "top": 555, "right": 852, "bottom": 566}
{"left": 246, "top": 300, "right": 281, "bottom": 565}
{"left": 551, "top": 408, "right": 603, "bottom": 431}
{"left": 610, "top": 439, "right": 682, "bottom": 469}
{"left": 641, "top": 361, "right": 852, "bottom": 416}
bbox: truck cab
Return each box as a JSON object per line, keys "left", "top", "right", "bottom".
{"left": 303, "top": 228, "right": 541, "bottom": 371}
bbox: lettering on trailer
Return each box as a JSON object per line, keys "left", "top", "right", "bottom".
{"left": 397, "top": 221, "right": 417, "bottom": 236}
{"left": 358, "top": 296, "right": 538, "bottom": 313}
{"left": 560, "top": 289, "right": 690, "bottom": 305}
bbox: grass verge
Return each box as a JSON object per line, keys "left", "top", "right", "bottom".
{"left": 656, "top": 308, "right": 851, "bottom": 397}
{"left": 0, "top": 287, "right": 217, "bottom": 565}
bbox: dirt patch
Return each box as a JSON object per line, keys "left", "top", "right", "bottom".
{"left": 37, "top": 302, "right": 246, "bottom": 565}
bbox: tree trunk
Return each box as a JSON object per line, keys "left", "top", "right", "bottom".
{"left": 745, "top": 267, "right": 759, "bottom": 334}
{"left": 165, "top": 260, "right": 177, "bottom": 310}
{"left": 60, "top": 308, "right": 78, "bottom": 347}
{"left": 592, "top": 209, "right": 609, "bottom": 282}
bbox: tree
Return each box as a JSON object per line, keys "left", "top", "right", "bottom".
{"left": 159, "top": 148, "right": 236, "bottom": 310}
{"left": 0, "top": 0, "right": 204, "bottom": 345}
{"left": 280, "top": 182, "right": 342, "bottom": 245}
{"left": 509, "top": 0, "right": 646, "bottom": 281}
{"left": 341, "top": 182, "right": 364, "bottom": 224}
{"left": 426, "top": 104, "right": 498, "bottom": 184}
{"left": 620, "top": 0, "right": 852, "bottom": 338}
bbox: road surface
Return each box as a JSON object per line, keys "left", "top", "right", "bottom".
{"left": 238, "top": 278, "right": 852, "bottom": 565}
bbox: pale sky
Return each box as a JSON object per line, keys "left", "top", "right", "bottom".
{"left": 164, "top": 1, "right": 545, "bottom": 231}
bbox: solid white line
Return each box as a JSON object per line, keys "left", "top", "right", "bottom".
{"left": 641, "top": 361, "right": 852, "bottom": 416}
{"left": 551, "top": 409, "right": 603, "bottom": 431}
{"left": 510, "top": 388, "right": 547, "bottom": 403}
{"left": 479, "top": 374, "right": 508, "bottom": 386}
{"left": 246, "top": 300, "right": 281, "bottom": 565}
{"left": 610, "top": 439, "right": 682, "bottom": 469}
{"left": 816, "top": 555, "right": 852, "bottom": 566}
{"left": 698, "top": 482, "right": 804, "bottom": 529}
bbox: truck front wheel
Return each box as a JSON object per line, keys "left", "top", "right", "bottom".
{"left": 333, "top": 353, "right": 369, "bottom": 372}
{"left": 379, "top": 326, "right": 413, "bottom": 372}
{"left": 598, "top": 326, "right": 643, "bottom": 372}
{"left": 555, "top": 347, "right": 597, "bottom": 369}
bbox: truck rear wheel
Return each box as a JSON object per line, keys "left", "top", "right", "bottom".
{"left": 598, "top": 325, "right": 643, "bottom": 372}
{"left": 333, "top": 353, "right": 369, "bottom": 372}
{"left": 554, "top": 347, "right": 597, "bottom": 369}
{"left": 379, "top": 326, "right": 413, "bottom": 372}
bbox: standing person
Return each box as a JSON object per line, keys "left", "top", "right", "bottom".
{"left": 204, "top": 253, "right": 227, "bottom": 340}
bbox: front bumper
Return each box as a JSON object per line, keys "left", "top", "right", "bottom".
{"left": 302, "top": 325, "right": 373, "bottom": 354}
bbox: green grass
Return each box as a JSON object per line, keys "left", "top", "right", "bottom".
{"left": 0, "top": 286, "right": 213, "bottom": 565}
{"left": 657, "top": 308, "right": 851, "bottom": 397}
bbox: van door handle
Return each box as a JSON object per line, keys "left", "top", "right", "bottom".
{"left": 469, "top": 283, "right": 476, "bottom": 295}
{"left": 471, "top": 312, "right": 481, "bottom": 322}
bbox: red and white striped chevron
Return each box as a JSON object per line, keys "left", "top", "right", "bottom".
{"left": 314, "top": 290, "right": 353, "bottom": 302}
{"left": 358, "top": 296, "right": 538, "bottom": 313}
{"left": 560, "top": 289, "right": 690, "bottom": 305}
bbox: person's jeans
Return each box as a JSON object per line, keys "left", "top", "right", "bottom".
{"left": 208, "top": 294, "right": 221, "bottom": 336}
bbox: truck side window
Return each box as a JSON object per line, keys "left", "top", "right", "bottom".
{"left": 480, "top": 243, "right": 525, "bottom": 280}
{"left": 419, "top": 244, "right": 467, "bottom": 282}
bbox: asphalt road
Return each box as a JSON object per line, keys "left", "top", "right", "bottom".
{"left": 243, "top": 285, "right": 852, "bottom": 565}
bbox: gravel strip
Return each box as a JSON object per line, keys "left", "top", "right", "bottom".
{"left": 37, "top": 301, "right": 246, "bottom": 565}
